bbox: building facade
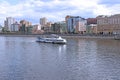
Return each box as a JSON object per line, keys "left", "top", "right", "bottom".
{"left": 42, "top": 22, "right": 52, "bottom": 33}
{"left": 86, "top": 18, "right": 97, "bottom": 34}
{"left": 51, "top": 21, "right": 67, "bottom": 34}
{"left": 4, "top": 17, "right": 15, "bottom": 31}
{"left": 19, "top": 20, "right": 32, "bottom": 33}
{"left": 32, "top": 24, "right": 44, "bottom": 34}
{"left": 66, "top": 16, "right": 87, "bottom": 33}
{"left": 87, "top": 18, "right": 97, "bottom": 25}
{"left": 20, "top": 20, "right": 32, "bottom": 27}
{"left": 86, "top": 24, "right": 97, "bottom": 34}
{"left": 11, "top": 22, "right": 19, "bottom": 32}
{"left": 97, "top": 14, "right": 120, "bottom": 34}
{"left": 40, "top": 17, "right": 47, "bottom": 28}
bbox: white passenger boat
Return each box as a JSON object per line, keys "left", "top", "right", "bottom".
{"left": 114, "top": 35, "right": 120, "bottom": 40}
{"left": 36, "top": 35, "right": 67, "bottom": 44}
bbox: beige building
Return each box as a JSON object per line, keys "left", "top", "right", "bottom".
{"left": 87, "top": 24, "right": 97, "bottom": 34}
{"left": 41, "top": 22, "right": 52, "bottom": 33}
{"left": 20, "top": 20, "right": 32, "bottom": 27}
{"left": 19, "top": 20, "right": 32, "bottom": 33}
{"left": 97, "top": 14, "right": 120, "bottom": 34}
{"left": 46, "top": 22, "right": 52, "bottom": 27}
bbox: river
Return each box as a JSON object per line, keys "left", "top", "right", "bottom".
{"left": 0, "top": 36, "right": 120, "bottom": 80}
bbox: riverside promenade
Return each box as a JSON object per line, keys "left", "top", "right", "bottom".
{"left": 0, "top": 33, "right": 115, "bottom": 39}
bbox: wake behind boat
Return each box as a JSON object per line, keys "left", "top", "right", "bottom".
{"left": 36, "top": 34, "right": 67, "bottom": 44}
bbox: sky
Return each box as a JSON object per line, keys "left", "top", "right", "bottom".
{"left": 0, "top": 0, "right": 120, "bottom": 25}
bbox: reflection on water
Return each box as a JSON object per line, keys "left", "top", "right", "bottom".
{"left": 0, "top": 37, "right": 120, "bottom": 80}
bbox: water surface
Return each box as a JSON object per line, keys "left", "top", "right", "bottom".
{"left": 0, "top": 36, "right": 120, "bottom": 80}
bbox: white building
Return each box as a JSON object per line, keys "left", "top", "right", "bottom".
{"left": 77, "top": 21, "right": 86, "bottom": 33}
{"left": 11, "top": 22, "right": 19, "bottom": 32}
{"left": 33, "top": 24, "right": 41, "bottom": 30}
{"left": 32, "top": 24, "right": 44, "bottom": 34}
{"left": 4, "top": 17, "right": 15, "bottom": 31}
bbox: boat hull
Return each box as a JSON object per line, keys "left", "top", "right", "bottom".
{"left": 36, "top": 37, "right": 67, "bottom": 44}
{"left": 36, "top": 40, "right": 66, "bottom": 44}
{"left": 114, "top": 35, "right": 120, "bottom": 40}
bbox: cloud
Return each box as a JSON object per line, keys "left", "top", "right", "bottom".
{"left": 0, "top": 0, "right": 120, "bottom": 25}
{"left": 93, "top": 3, "right": 120, "bottom": 16}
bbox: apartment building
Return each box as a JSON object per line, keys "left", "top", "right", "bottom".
{"left": 11, "top": 22, "right": 19, "bottom": 32}
{"left": 4, "top": 17, "right": 15, "bottom": 31}
{"left": 66, "top": 16, "right": 87, "bottom": 34}
{"left": 86, "top": 18, "right": 97, "bottom": 34}
{"left": 97, "top": 14, "right": 120, "bottom": 34}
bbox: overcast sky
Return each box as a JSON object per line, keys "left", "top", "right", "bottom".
{"left": 0, "top": 0, "right": 120, "bottom": 25}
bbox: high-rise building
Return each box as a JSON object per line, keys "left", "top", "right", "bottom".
{"left": 40, "top": 17, "right": 47, "bottom": 27}
{"left": 66, "top": 16, "right": 87, "bottom": 33}
{"left": 4, "top": 17, "right": 15, "bottom": 31}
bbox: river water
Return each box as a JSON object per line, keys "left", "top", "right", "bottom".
{"left": 0, "top": 36, "right": 120, "bottom": 80}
